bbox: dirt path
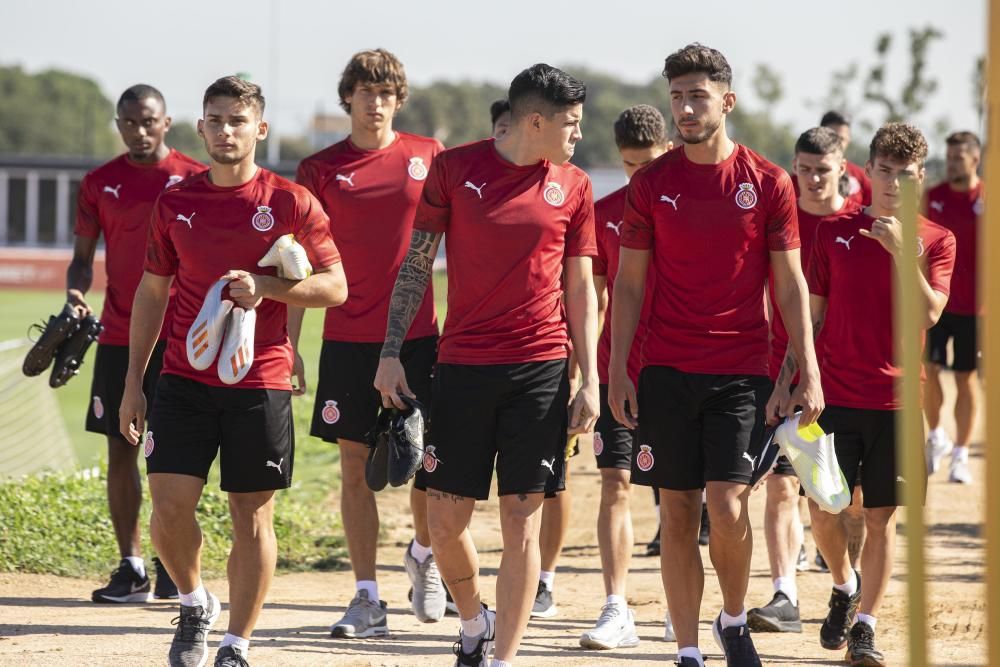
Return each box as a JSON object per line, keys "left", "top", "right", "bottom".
{"left": 0, "top": 377, "right": 988, "bottom": 666}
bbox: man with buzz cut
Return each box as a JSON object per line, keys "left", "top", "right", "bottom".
{"left": 120, "top": 75, "right": 347, "bottom": 667}
{"left": 579, "top": 103, "right": 673, "bottom": 651}
{"left": 71, "top": 84, "right": 206, "bottom": 605}
{"left": 294, "top": 47, "right": 449, "bottom": 636}
{"left": 375, "top": 63, "right": 599, "bottom": 667}
{"left": 787, "top": 122, "right": 954, "bottom": 667}
{"left": 820, "top": 110, "right": 872, "bottom": 207}
{"left": 609, "top": 44, "right": 823, "bottom": 667}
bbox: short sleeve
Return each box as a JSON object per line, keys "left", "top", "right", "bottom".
{"left": 74, "top": 173, "right": 102, "bottom": 239}
{"left": 295, "top": 159, "right": 322, "bottom": 199}
{"left": 414, "top": 154, "right": 451, "bottom": 233}
{"left": 925, "top": 228, "right": 956, "bottom": 296}
{"left": 621, "top": 170, "right": 654, "bottom": 250}
{"left": 766, "top": 172, "right": 801, "bottom": 252}
{"left": 294, "top": 191, "right": 341, "bottom": 269}
{"left": 593, "top": 220, "right": 608, "bottom": 276}
{"left": 807, "top": 227, "right": 830, "bottom": 297}
{"left": 144, "top": 195, "right": 178, "bottom": 276}
{"left": 565, "top": 178, "right": 597, "bottom": 258}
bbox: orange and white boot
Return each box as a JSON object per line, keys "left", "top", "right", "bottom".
{"left": 187, "top": 279, "right": 234, "bottom": 370}
{"left": 217, "top": 306, "right": 256, "bottom": 385}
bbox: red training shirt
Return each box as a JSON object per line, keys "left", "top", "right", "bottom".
{"left": 297, "top": 132, "right": 443, "bottom": 342}
{"left": 622, "top": 144, "right": 800, "bottom": 376}
{"left": 413, "top": 139, "right": 597, "bottom": 365}
{"left": 808, "top": 211, "right": 955, "bottom": 410}
{"left": 144, "top": 168, "right": 342, "bottom": 389}
{"left": 75, "top": 150, "right": 206, "bottom": 345}
{"left": 924, "top": 181, "right": 982, "bottom": 315}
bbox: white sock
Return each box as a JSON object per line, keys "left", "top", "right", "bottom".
{"left": 678, "top": 646, "right": 705, "bottom": 665}
{"left": 219, "top": 633, "right": 249, "bottom": 653}
{"left": 857, "top": 613, "right": 877, "bottom": 630}
{"left": 461, "top": 609, "right": 488, "bottom": 652}
{"left": 774, "top": 576, "right": 798, "bottom": 606}
{"left": 930, "top": 426, "right": 946, "bottom": 440}
{"left": 489, "top": 661, "right": 512, "bottom": 667}
{"left": 953, "top": 446, "right": 969, "bottom": 462}
{"left": 720, "top": 608, "right": 747, "bottom": 629}
{"left": 606, "top": 594, "right": 627, "bottom": 609}
{"left": 125, "top": 556, "right": 146, "bottom": 579}
{"left": 179, "top": 584, "right": 207, "bottom": 608}
{"left": 833, "top": 570, "right": 859, "bottom": 597}
{"left": 409, "top": 539, "right": 433, "bottom": 564}
{"left": 356, "top": 580, "right": 379, "bottom": 602}
{"left": 539, "top": 570, "right": 555, "bottom": 591}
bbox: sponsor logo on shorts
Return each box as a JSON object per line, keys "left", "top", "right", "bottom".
{"left": 321, "top": 400, "right": 340, "bottom": 425}
{"left": 636, "top": 444, "right": 654, "bottom": 472}
{"left": 252, "top": 205, "right": 275, "bottom": 232}
{"left": 266, "top": 458, "right": 284, "bottom": 474}
{"left": 143, "top": 431, "right": 155, "bottom": 458}
{"left": 540, "top": 458, "right": 555, "bottom": 475}
{"left": 735, "top": 182, "right": 757, "bottom": 210}
{"left": 543, "top": 181, "right": 565, "bottom": 207}
{"left": 422, "top": 445, "right": 440, "bottom": 473}
{"left": 407, "top": 157, "right": 428, "bottom": 181}
{"left": 593, "top": 431, "right": 604, "bottom": 456}
{"left": 92, "top": 396, "right": 104, "bottom": 420}
{"left": 743, "top": 451, "right": 757, "bottom": 467}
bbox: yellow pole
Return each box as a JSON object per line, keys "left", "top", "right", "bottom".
{"left": 895, "top": 179, "right": 925, "bottom": 667}
{"left": 984, "top": 1, "right": 1000, "bottom": 663}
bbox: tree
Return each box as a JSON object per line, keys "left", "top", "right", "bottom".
{"left": 752, "top": 64, "right": 784, "bottom": 113}
{"left": 973, "top": 55, "right": 985, "bottom": 125}
{"left": 863, "top": 26, "right": 943, "bottom": 122}
{"left": 165, "top": 120, "right": 207, "bottom": 160}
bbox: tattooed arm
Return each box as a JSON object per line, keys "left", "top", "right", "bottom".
{"left": 765, "top": 294, "right": 827, "bottom": 423}
{"left": 373, "top": 230, "right": 442, "bottom": 408}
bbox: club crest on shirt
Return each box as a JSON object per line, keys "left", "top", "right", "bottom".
{"left": 543, "top": 181, "right": 565, "bottom": 207}
{"left": 593, "top": 431, "right": 604, "bottom": 456}
{"left": 974, "top": 198, "right": 985, "bottom": 216}
{"left": 422, "top": 445, "right": 440, "bottom": 473}
{"left": 321, "top": 400, "right": 341, "bottom": 424}
{"left": 735, "top": 182, "right": 757, "bottom": 210}
{"left": 164, "top": 175, "right": 185, "bottom": 190}
{"left": 92, "top": 396, "right": 104, "bottom": 420}
{"left": 143, "top": 431, "right": 155, "bottom": 458}
{"left": 407, "top": 157, "right": 428, "bottom": 181}
{"left": 252, "top": 205, "right": 275, "bottom": 232}
{"left": 636, "top": 444, "right": 654, "bottom": 472}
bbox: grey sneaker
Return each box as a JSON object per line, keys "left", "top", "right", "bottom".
{"left": 330, "top": 589, "right": 389, "bottom": 638}
{"left": 529, "top": 581, "right": 557, "bottom": 618}
{"left": 214, "top": 645, "right": 249, "bottom": 667}
{"left": 579, "top": 603, "right": 640, "bottom": 650}
{"left": 168, "top": 592, "right": 221, "bottom": 667}
{"left": 404, "top": 540, "right": 446, "bottom": 622}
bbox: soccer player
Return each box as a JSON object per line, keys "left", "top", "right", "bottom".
{"left": 820, "top": 111, "right": 872, "bottom": 207}
{"left": 70, "top": 84, "right": 205, "bottom": 604}
{"left": 923, "top": 131, "right": 982, "bottom": 484}
{"left": 748, "top": 126, "right": 859, "bottom": 635}
{"left": 374, "top": 63, "right": 599, "bottom": 667}
{"left": 578, "top": 104, "right": 670, "bottom": 650}
{"left": 294, "top": 48, "right": 448, "bottom": 634}
{"left": 777, "top": 122, "right": 954, "bottom": 665}
{"left": 609, "top": 44, "right": 823, "bottom": 667}
{"left": 120, "top": 76, "right": 346, "bottom": 667}
{"left": 491, "top": 99, "right": 511, "bottom": 139}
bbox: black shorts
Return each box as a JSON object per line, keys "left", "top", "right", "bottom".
{"left": 146, "top": 374, "right": 294, "bottom": 493}
{"left": 86, "top": 341, "right": 165, "bottom": 438}
{"left": 594, "top": 383, "right": 633, "bottom": 470}
{"left": 633, "top": 366, "right": 772, "bottom": 490}
{"left": 425, "top": 360, "right": 569, "bottom": 500}
{"left": 927, "top": 312, "right": 979, "bottom": 372}
{"left": 817, "top": 404, "right": 920, "bottom": 508}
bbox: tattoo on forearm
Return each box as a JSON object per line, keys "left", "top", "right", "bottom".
{"left": 779, "top": 314, "right": 825, "bottom": 384}
{"left": 382, "top": 231, "right": 438, "bottom": 358}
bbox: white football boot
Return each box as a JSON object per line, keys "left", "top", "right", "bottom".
{"left": 775, "top": 414, "right": 851, "bottom": 514}
{"left": 187, "top": 279, "right": 233, "bottom": 370}
{"left": 258, "top": 234, "right": 313, "bottom": 280}
{"left": 217, "top": 307, "right": 256, "bottom": 385}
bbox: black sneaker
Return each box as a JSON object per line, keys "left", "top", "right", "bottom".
{"left": 169, "top": 592, "right": 221, "bottom": 667}
{"left": 712, "top": 615, "right": 762, "bottom": 666}
{"left": 153, "top": 557, "right": 179, "bottom": 600}
{"left": 845, "top": 621, "right": 885, "bottom": 666}
{"left": 814, "top": 551, "right": 829, "bottom": 572}
{"left": 645, "top": 526, "right": 661, "bottom": 556}
{"left": 91, "top": 559, "right": 150, "bottom": 603}
{"left": 48, "top": 312, "right": 102, "bottom": 388}
{"left": 747, "top": 591, "right": 802, "bottom": 633}
{"left": 699, "top": 504, "right": 710, "bottom": 546}
{"left": 675, "top": 659, "right": 703, "bottom": 666}
{"left": 529, "top": 581, "right": 557, "bottom": 618}
{"left": 452, "top": 605, "right": 495, "bottom": 666}
{"left": 214, "top": 645, "right": 250, "bottom": 667}
{"left": 22, "top": 303, "right": 79, "bottom": 377}
{"left": 820, "top": 572, "right": 861, "bottom": 650}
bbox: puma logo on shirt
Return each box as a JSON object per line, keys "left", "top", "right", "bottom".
{"left": 835, "top": 236, "right": 854, "bottom": 250}
{"left": 929, "top": 201, "right": 944, "bottom": 213}
{"left": 660, "top": 193, "right": 681, "bottom": 210}
{"left": 336, "top": 172, "right": 355, "bottom": 187}
{"left": 464, "top": 181, "right": 486, "bottom": 198}
{"left": 606, "top": 221, "right": 624, "bottom": 235}
{"left": 103, "top": 184, "right": 122, "bottom": 199}
{"left": 175, "top": 212, "right": 196, "bottom": 229}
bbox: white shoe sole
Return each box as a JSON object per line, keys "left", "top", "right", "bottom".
{"left": 330, "top": 624, "right": 390, "bottom": 638}
{"left": 530, "top": 605, "right": 558, "bottom": 619}
{"left": 579, "top": 632, "right": 640, "bottom": 650}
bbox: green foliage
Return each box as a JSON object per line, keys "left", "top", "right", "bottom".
{"left": 863, "top": 26, "right": 943, "bottom": 122}
{"left": 166, "top": 119, "right": 208, "bottom": 161}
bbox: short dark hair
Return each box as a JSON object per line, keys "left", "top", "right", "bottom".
{"left": 117, "top": 84, "right": 165, "bottom": 114}
{"left": 662, "top": 43, "right": 732, "bottom": 86}
{"left": 203, "top": 76, "right": 265, "bottom": 116}
{"left": 946, "top": 131, "right": 981, "bottom": 151}
{"left": 869, "top": 122, "right": 928, "bottom": 165}
{"left": 338, "top": 48, "right": 408, "bottom": 113}
{"left": 508, "top": 64, "right": 586, "bottom": 120}
{"left": 490, "top": 99, "right": 511, "bottom": 127}
{"left": 795, "top": 127, "right": 844, "bottom": 156}
{"left": 614, "top": 105, "right": 668, "bottom": 149}
{"left": 820, "top": 110, "right": 851, "bottom": 128}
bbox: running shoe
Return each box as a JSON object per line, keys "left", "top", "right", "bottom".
{"left": 409, "top": 584, "right": 457, "bottom": 615}
{"left": 330, "top": 589, "right": 389, "bottom": 638}
{"left": 664, "top": 611, "right": 676, "bottom": 642}
{"left": 645, "top": 526, "right": 661, "bottom": 556}
{"left": 579, "top": 603, "right": 640, "bottom": 649}
{"left": 214, "top": 646, "right": 249, "bottom": 667}
{"left": 699, "top": 504, "right": 710, "bottom": 546}
{"left": 675, "top": 659, "right": 703, "bottom": 667}
{"left": 814, "top": 551, "right": 830, "bottom": 573}
{"left": 452, "top": 605, "right": 495, "bottom": 666}
{"left": 404, "top": 540, "right": 446, "bottom": 622}
{"left": 747, "top": 591, "right": 802, "bottom": 633}
{"left": 949, "top": 456, "right": 972, "bottom": 484}
{"left": 711, "top": 614, "right": 763, "bottom": 666}
{"left": 925, "top": 430, "right": 953, "bottom": 475}
{"left": 820, "top": 572, "right": 861, "bottom": 650}
{"left": 796, "top": 544, "right": 809, "bottom": 571}
{"left": 845, "top": 621, "right": 885, "bottom": 666}
{"left": 153, "top": 556, "right": 179, "bottom": 600}
{"left": 91, "top": 559, "right": 150, "bottom": 603}
{"left": 529, "top": 581, "right": 558, "bottom": 618}
{"left": 168, "top": 592, "right": 221, "bottom": 667}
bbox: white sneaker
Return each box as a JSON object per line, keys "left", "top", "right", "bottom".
{"left": 926, "top": 430, "right": 954, "bottom": 475}
{"left": 186, "top": 279, "right": 233, "bottom": 370}
{"left": 579, "top": 603, "right": 640, "bottom": 650}
{"left": 949, "top": 456, "right": 972, "bottom": 484}
{"left": 664, "top": 611, "right": 676, "bottom": 642}
{"left": 217, "top": 307, "right": 256, "bottom": 385}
